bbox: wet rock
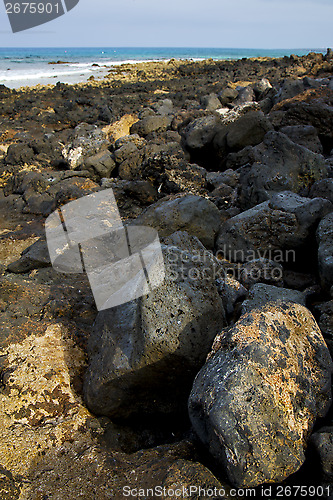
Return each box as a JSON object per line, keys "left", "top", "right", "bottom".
{"left": 130, "top": 115, "right": 171, "bottom": 137}
{"left": 241, "top": 283, "right": 306, "bottom": 314}
{"left": 279, "top": 125, "right": 323, "bottom": 154}
{"left": 133, "top": 194, "right": 221, "bottom": 249}
{"left": 238, "top": 131, "right": 329, "bottom": 208}
{"left": 84, "top": 150, "right": 116, "bottom": 179}
{"left": 7, "top": 238, "right": 51, "bottom": 273}
{"left": 83, "top": 244, "right": 226, "bottom": 418}
{"left": 310, "top": 179, "right": 333, "bottom": 204}
{"left": 217, "top": 192, "right": 332, "bottom": 261}
{"left": 317, "top": 213, "right": 333, "bottom": 291}
{"left": 189, "top": 302, "right": 333, "bottom": 488}
{"left": 62, "top": 123, "right": 109, "bottom": 170}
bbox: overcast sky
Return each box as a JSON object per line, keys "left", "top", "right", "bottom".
{"left": 1, "top": 0, "right": 333, "bottom": 48}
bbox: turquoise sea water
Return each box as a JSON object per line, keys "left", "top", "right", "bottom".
{"left": 0, "top": 47, "right": 326, "bottom": 88}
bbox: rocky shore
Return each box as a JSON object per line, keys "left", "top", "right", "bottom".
{"left": 1, "top": 50, "right": 333, "bottom": 499}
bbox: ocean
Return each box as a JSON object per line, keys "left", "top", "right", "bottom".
{"left": 0, "top": 47, "right": 326, "bottom": 89}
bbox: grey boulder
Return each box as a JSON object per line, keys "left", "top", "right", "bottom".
{"left": 189, "top": 302, "right": 333, "bottom": 487}
{"left": 239, "top": 131, "right": 328, "bottom": 209}
{"left": 279, "top": 125, "right": 323, "bottom": 154}
{"left": 225, "top": 111, "right": 273, "bottom": 152}
{"left": 83, "top": 245, "right": 226, "bottom": 418}
{"left": 317, "top": 213, "right": 333, "bottom": 291}
{"left": 130, "top": 115, "right": 171, "bottom": 137}
{"left": 310, "top": 179, "right": 333, "bottom": 204}
{"left": 62, "top": 123, "right": 109, "bottom": 170}
{"left": 241, "top": 283, "right": 305, "bottom": 314}
{"left": 133, "top": 195, "right": 221, "bottom": 250}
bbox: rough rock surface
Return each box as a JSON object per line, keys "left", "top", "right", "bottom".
{"left": 217, "top": 192, "right": 332, "bottom": 260}
{"left": 133, "top": 194, "right": 221, "bottom": 249}
{"left": 189, "top": 302, "right": 333, "bottom": 488}
{"left": 241, "top": 283, "right": 306, "bottom": 313}
{"left": 61, "top": 123, "right": 109, "bottom": 170}
{"left": 238, "top": 131, "right": 329, "bottom": 209}
{"left": 309, "top": 428, "right": 333, "bottom": 482}
{"left": 84, "top": 245, "right": 225, "bottom": 418}
{"left": 317, "top": 213, "right": 333, "bottom": 291}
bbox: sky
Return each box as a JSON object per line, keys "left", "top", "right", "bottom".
{"left": 0, "top": 0, "right": 333, "bottom": 49}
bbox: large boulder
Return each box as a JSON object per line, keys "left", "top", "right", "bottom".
{"left": 83, "top": 245, "right": 226, "bottom": 418}
{"left": 189, "top": 302, "right": 333, "bottom": 488}
{"left": 216, "top": 191, "right": 333, "bottom": 261}
{"left": 241, "top": 283, "right": 305, "bottom": 314}
{"left": 225, "top": 111, "right": 273, "bottom": 151}
{"left": 130, "top": 115, "right": 171, "bottom": 137}
{"left": 269, "top": 89, "right": 333, "bottom": 145}
{"left": 182, "top": 115, "right": 220, "bottom": 151}
{"left": 5, "top": 142, "right": 35, "bottom": 165}
{"left": 201, "top": 93, "right": 222, "bottom": 111}
{"left": 279, "top": 125, "right": 323, "bottom": 154}
{"left": 275, "top": 78, "right": 306, "bottom": 102}
{"left": 238, "top": 131, "right": 328, "bottom": 209}
{"left": 309, "top": 428, "right": 333, "bottom": 482}
{"left": 133, "top": 195, "right": 221, "bottom": 250}
{"left": 310, "top": 179, "right": 333, "bottom": 204}
{"left": 317, "top": 213, "right": 333, "bottom": 291}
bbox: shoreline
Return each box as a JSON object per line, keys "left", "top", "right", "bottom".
{"left": 0, "top": 47, "right": 327, "bottom": 90}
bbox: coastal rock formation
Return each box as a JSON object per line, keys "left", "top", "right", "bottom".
{"left": 83, "top": 245, "right": 225, "bottom": 418}
{"left": 188, "top": 302, "right": 333, "bottom": 488}
{"left": 133, "top": 194, "right": 221, "bottom": 249}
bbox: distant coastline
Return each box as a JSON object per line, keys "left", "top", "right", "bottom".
{"left": 0, "top": 47, "right": 326, "bottom": 89}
